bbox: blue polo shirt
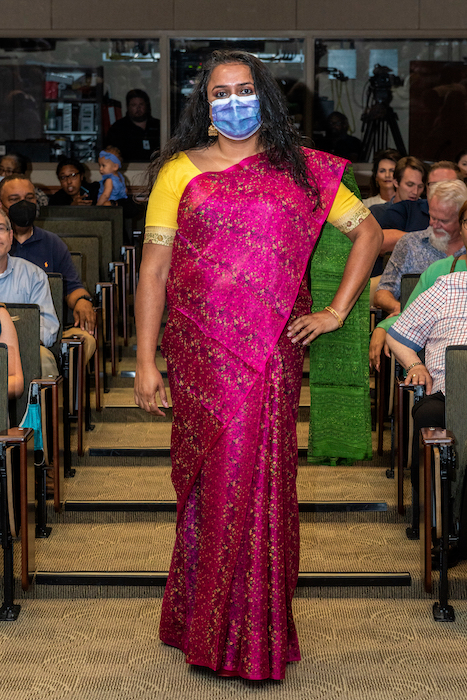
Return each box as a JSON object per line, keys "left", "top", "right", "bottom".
{"left": 380, "top": 199, "right": 429, "bottom": 232}
{"left": 10, "top": 226, "right": 83, "bottom": 297}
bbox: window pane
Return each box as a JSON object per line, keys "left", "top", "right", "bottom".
{"left": 0, "top": 38, "right": 160, "bottom": 162}
{"left": 170, "top": 38, "right": 306, "bottom": 137}
{"left": 314, "top": 38, "right": 467, "bottom": 163}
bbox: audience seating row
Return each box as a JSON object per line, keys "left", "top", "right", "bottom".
{"left": 372, "top": 262, "right": 467, "bottom": 622}
{"left": 419, "top": 346, "right": 467, "bottom": 620}
{"left": 0, "top": 203, "right": 141, "bottom": 618}
{"left": 0, "top": 344, "right": 35, "bottom": 620}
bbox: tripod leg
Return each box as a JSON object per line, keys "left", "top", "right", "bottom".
{"left": 386, "top": 110, "right": 407, "bottom": 156}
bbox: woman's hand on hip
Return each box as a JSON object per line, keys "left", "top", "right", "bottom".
{"left": 287, "top": 310, "right": 340, "bottom": 346}
{"left": 134, "top": 363, "right": 169, "bottom": 416}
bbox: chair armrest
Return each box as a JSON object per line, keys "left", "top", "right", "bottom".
{"left": 0, "top": 428, "right": 35, "bottom": 590}
{"left": 396, "top": 378, "right": 426, "bottom": 396}
{"left": 420, "top": 428, "right": 455, "bottom": 446}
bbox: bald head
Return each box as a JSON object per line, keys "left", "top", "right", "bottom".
{"left": 0, "top": 175, "right": 35, "bottom": 206}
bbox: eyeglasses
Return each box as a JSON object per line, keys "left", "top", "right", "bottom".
{"left": 58, "top": 172, "right": 80, "bottom": 182}
{"left": 0, "top": 167, "right": 21, "bottom": 176}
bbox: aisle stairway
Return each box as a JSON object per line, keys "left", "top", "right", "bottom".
{"left": 5, "top": 327, "right": 467, "bottom": 700}
{"left": 8, "top": 331, "right": 467, "bottom": 603}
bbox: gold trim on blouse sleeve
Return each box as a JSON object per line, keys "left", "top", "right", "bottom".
{"left": 329, "top": 201, "right": 371, "bottom": 234}
{"left": 144, "top": 226, "right": 177, "bottom": 247}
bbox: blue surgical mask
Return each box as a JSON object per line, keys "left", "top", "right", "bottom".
{"left": 19, "top": 383, "right": 43, "bottom": 451}
{"left": 210, "top": 94, "right": 261, "bottom": 141}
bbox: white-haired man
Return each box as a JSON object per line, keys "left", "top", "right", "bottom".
{"left": 374, "top": 179, "right": 467, "bottom": 316}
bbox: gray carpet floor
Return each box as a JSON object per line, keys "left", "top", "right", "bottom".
{"left": 2, "top": 598, "right": 467, "bottom": 700}
{"left": 2, "top": 337, "right": 467, "bottom": 698}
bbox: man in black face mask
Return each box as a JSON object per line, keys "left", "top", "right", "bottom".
{"left": 0, "top": 175, "right": 96, "bottom": 365}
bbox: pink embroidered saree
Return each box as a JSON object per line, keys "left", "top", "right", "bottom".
{"left": 160, "top": 149, "right": 346, "bottom": 680}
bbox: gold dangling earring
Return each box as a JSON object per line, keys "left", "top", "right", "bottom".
{"left": 208, "top": 121, "right": 218, "bottom": 137}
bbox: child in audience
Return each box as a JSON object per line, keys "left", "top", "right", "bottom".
{"left": 96, "top": 146, "right": 128, "bottom": 206}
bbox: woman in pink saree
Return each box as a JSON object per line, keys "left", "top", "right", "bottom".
{"left": 134, "top": 50, "right": 382, "bottom": 680}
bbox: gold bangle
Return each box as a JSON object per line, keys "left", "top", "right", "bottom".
{"left": 324, "top": 306, "right": 344, "bottom": 328}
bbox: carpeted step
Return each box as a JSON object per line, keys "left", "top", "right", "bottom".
{"left": 73, "top": 420, "right": 392, "bottom": 468}
{"left": 60, "top": 464, "right": 398, "bottom": 502}
{"left": 27, "top": 519, "right": 467, "bottom": 601}
{"left": 73, "top": 419, "right": 313, "bottom": 456}
{"left": 101, "top": 383, "right": 312, "bottom": 408}
{"left": 49, "top": 465, "right": 406, "bottom": 525}
{"left": 92, "top": 383, "right": 312, "bottom": 423}
{"left": 33, "top": 520, "right": 419, "bottom": 576}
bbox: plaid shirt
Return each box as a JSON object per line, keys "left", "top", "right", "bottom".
{"left": 388, "top": 271, "right": 467, "bottom": 394}
{"left": 376, "top": 228, "right": 465, "bottom": 300}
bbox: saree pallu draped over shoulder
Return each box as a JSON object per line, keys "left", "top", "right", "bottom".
{"left": 160, "top": 149, "right": 346, "bottom": 680}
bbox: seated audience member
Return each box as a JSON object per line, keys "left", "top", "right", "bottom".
{"left": 320, "top": 111, "right": 362, "bottom": 163}
{"left": 379, "top": 161, "right": 461, "bottom": 253}
{"left": 0, "top": 152, "right": 48, "bottom": 213}
{"left": 370, "top": 156, "right": 426, "bottom": 224}
{"left": 0, "top": 209, "right": 59, "bottom": 377}
{"left": 363, "top": 149, "right": 401, "bottom": 207}
{"left": 104, "top": 89, "right": 160, "bottom": 163}
{"left": 370, "top": 156, "right": 426, "bottom": 275}
{"left": 386, "top": 271, "right": 467, "bottom": 554}
{"left": 456, "top": 148, "right": 467, "bottom": 181}
{"left": 0, "top": 302, "right": 24, "bottom": 398}
{"left": 0, "top": 175, "right": 96, "bottom": 365}
{"left": 48, "top": 158, "right": 99, "bottom": 206}
{"left": 369, "top": 198, "right": 467, "bottom": 371}
{"left": 373, "top": 179, "right": 467, "bottom": 316}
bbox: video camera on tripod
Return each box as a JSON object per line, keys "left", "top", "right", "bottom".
{"left": 360, "top": 64, "right": 406, "bottom": 161}
{"left": 367, "top": 63, "right": 403, "bottom": 107}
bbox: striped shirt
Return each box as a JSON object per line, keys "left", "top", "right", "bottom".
{"left": 388, "top": 271, "right": 467, "bottom": 394}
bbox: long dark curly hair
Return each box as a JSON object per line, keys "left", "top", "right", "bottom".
{"left": 144, "top": 49, "right": 318, "bottom": 202}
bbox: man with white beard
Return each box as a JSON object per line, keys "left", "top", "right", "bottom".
{"left": 373, "top": 179, "right": 467, "bottom": 316}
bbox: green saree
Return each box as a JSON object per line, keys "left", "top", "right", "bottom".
{"left": 308, "top": 166, "right": 372, "bottom": 465}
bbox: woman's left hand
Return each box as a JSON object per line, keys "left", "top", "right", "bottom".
{"left": 287, "top": 310, "right": 340, "bottom": 346}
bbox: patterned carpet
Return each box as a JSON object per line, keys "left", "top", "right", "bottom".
{"left": 2, "top": 336, "right": 467, "bottom": 699}
{"left": 2, "top": 598, "right": 467, "bottom": 699}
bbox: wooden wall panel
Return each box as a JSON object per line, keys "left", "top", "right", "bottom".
{"left": 51, "top": 0, "right": 173, "bottom": 30}
{"left": 297, "top": 0, "right": 419, "bottom": 30}
{"left": 174, "top": 0, "right": 296, "bottom": 30}
{"left": 420, "top": 0, "right": 467, "bottom": 29}
{"left": 2, "top": 1, "right": 467, "bottom": 39}
{"left": 2, "top": 0, "right": 51, "bottom": 29}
